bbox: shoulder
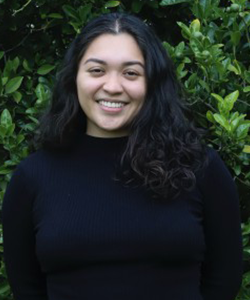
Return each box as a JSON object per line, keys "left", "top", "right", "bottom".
{"left": 17, "top": 148, "right": 53, "bottom": 172}
{"left": 6, "top": 148, "right": 70, "bottom": 199}
{"left": 203, "top": 145, "right": 220, "bottom": 164}
{"left": 12, "top": 147, "right": 69, "bottom": 183}
{"left": 3, "top": 150, "right": 46, "bottom": 204}
{"left": 199, "top": 146, "right": 230, "bottom": 177}
{"left": 197, "top": 146, "right": 237, "bottom": 195}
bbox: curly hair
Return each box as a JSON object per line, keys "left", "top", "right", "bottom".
{"left": 35, "top": 12, "right": 208, "bottom": 199}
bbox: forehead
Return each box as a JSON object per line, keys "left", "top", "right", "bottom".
{"left": 81, "top": 33, "right": 144, "bottom": 63}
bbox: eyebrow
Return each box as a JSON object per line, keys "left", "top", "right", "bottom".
{"left": 84, "top": 58, "right": 145, "bottom": 69}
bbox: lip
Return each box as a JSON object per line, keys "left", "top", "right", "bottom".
{"left": 96, "top": 99, "right": 128, "bottom": 104}
{"left": 96, "top": 99, "right": 128, "bottom": 113}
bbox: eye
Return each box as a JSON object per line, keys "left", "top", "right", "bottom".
{"left": 88, "top": 68, "right": 104, "bottom": 76}
{"left": 124, "top": 70, "right": 139, "bottom": 79}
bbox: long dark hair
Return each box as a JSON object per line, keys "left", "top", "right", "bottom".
{"left": 35, "top": 12, "right": 207, "bottom": 199}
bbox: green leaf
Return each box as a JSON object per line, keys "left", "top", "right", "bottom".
{"left": 231, "top": 115, "right": 243, "bottom": 131}
{"left": 0, "top": 51, "right": 4, "bottom": 60}
{"left": 12, "top": 91, "right": 22, "bottom": 103}
{"left": 243, "top": 86, "right": 250, "bottom": 93}
{"left": 242, "top": 221, "right": 250, "bottom": 235}
{"left": 206, "top": 111, "right": 215, "bottom": 123}
{"left": 176, "top": 63, "right": 188, "bottom": 79}
{"left": 0, "top": 70, "right": 2, "bottom": 95}
{"left": 190, "top": 19, "right": 200, "bottom": 32}
{"left": 0, "top": 166, "right": 13, "bottom": 175}
{"left": 230, "top": 111, "right": 240, "bottom": 122}
{"left": 23, "top": 122, "right": 37, "bottom": 131}
{"left": 17, "top": 134, "right": 25, "bottom": 145}
{"left": 3, "top": 60, "right": 14, "bottom": 77}
{"left": 37, "top": 64, "right": 55, "bottom": 75}
{"left": 48, "top": 13, "right": 64, "bottom": 19}
{"left": 0, "top": 109, "right": 12, "bottom": 127}
{"left": 183, "top": 57, "right": 191, "bottom": 63}
{"left": 224, "top": 90, "right": 239, "bottom": 112}
{"left": 131, "top": 1, "right": 144, "bottom": 13}
{"left": 190, "top": 38, "right": 203, "bottom": 56}
{"left": 229, "top": 60, "right": 242, "bottom": 76}
{"left": 162, "top": 42, "right": 174, "bottom": 56}
{"left": 243, "top": 145, "right": 250, "bottom": 154}
{"left": 6, "top": 124, "right": 15, "bottom": 136}
{"left": 68, "top": 21, "right": 81, "bottom": 34}
{"left": 184, "top": 73, "right": 197, "bottom": 89}
{"left": 213, "top": 113, "right": 229, "bottom": 130}
{"left": 0, "top": 282, "right": 10, "bottom": 294}
{"left": 211, "top": 93, "right": 223, "bottom": 103}
{"left": 2, "top": 77, "right": 8, "bottom": 85}
{"left": 177, "top": 22, "right": 191, "bottom": 39}
{"left": 175, "top": 41, "right": 185, "bottom": 56}
{"left": 79, "top": 4, "right": 92, "bottom": 22}
{"left": 244, "top": 70, "right": 250, "bottom": 83}
{"left": 215, "top": 62, "right": 227, "bottom": 79}
{"left": 25, "top": 107, "right": 38, "bottom": 115}
{"left": 35, "top": 83, "right": 46, "bottom": 100}
{"left": 62, "top": 5, "right": 79, "bottom": 21}
{"left": 199, "top": 80, "right": 210, "bottom": 93}
{"left": 192, "top": 0, "right": 219, "bottom": 19}
{"left": 236, "top": 123, "right": 250, "bottom": 139}
{"left": 239, "top": 12, "right": 250, "bottom": 31}
{"left": 0, "top": 125, "right": 7, "bottom": 138}
{"left": 5, "top": 76, "right": 24, "bottom": 94}
{"left": 230, "top": 31, "right": 241, "bottom": 47}
{"left": 233, "top": 164, "right": 241, "bottom": 176}
{"left": 228, "top": 64, "right": 240, "bottom": 75}
{"left": 12, "top": 57, "right": 20, "bottom": 73}
{"left": 28, "top": 116, "right": 39, "bottom": 124}
{"left": 104, "top": 1, "right": 120, "bottom": 8}
{"left": 23, "top": 59, "right": 32, "bottom": 72}
{"left": 147, "top": 0, "right": 159, "bottom": 8}
{"left": 160, "top": 0, "right": 191, "bottom": 5}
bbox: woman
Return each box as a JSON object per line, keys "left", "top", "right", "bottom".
{"left": 2, "top": 12, "right": 242, "bottom": 300}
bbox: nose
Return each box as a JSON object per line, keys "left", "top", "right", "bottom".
{"left": 103, "top": 73, "right": 123, "bottom": 95}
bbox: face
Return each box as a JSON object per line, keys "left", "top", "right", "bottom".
{"left": 76, "top": 33, "right": 146, "bottom": 137}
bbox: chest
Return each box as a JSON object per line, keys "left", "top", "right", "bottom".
{"left": 32, "top": 165, "right": 206, "bottom": 272}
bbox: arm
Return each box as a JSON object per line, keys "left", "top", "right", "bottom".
{"left": 198, "top": 149, "right": 243, "bottom": 300}
{"left": 2, "top": 164, "right": 47, "bottom": 300}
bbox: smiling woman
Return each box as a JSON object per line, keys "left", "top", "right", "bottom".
{"left": 76, "top": 33, "right": 146, "bottom": 137}
{"left": 2, "top": 12, "right": 242, "bottom": 300}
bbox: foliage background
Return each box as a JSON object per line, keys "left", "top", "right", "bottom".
{"left": 0, "top": 0, "right": 249, "bottom": 299}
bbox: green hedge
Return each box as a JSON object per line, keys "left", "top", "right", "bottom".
{"left": 0, "top": 0, "right": 249, "bottom": 299}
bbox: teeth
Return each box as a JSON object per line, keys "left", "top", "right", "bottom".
{"left": 99, "top": 101, "right": 125, "bottom": 108}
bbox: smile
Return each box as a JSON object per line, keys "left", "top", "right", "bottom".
{"left": 98, "top": 100, "right": 127, "bottom": 108}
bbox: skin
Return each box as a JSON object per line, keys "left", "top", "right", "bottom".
{"left": 76, "top": 33, "right": 147, "bottom": 138}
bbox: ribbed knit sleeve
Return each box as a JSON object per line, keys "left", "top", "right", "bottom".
{"left": 2, "top": 164, "right": 47, "bottom": 300}
{"left": 198, "top": 149, "right": 243, "bottom": 300}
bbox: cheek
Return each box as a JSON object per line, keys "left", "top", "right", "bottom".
{"left": 129, "top": 85, "right": 146, "bottom": 103}
{"left": 77, "top": 77, "right": 100, "bottom": 99}
{"left": 124, "top": 77, "right": 146, "bottom": 98}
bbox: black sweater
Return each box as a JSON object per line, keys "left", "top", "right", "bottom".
{"left": 2, "top": 135, "right": 243, "bottom": 300}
